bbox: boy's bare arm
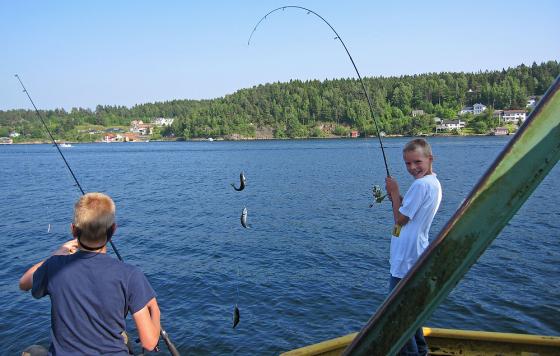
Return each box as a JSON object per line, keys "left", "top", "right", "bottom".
{"left": 385, "top": 177, "right": 410, "bottom": 226}
{"left": 19, "top": 260, "right": 45, "bottom": 291}
{"left": 19, "top": 239, "right": 79, "bottom": 291}
{"left": 133, "top": 297, "right": 161, "bottom": 351}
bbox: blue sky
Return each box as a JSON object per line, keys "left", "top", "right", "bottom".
{"left": 1, "top": 0, "right": 559, "bottom": 110}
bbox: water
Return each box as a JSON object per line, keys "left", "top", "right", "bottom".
{"left": 1, "top": 137, "right": 559, "bottom": 355}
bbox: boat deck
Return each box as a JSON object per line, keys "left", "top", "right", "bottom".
{"left": 280, "top": 327, "right": 560, "bottom": 356}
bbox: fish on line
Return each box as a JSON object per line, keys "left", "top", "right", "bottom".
{"left": 231, "top": 172, "right": 246, "bottom": 191}
{"left": 233, "top": 305, "right": 240, "bottom": 328}
{"left": 240, "top": 207, "right": 250, "bottom": 228}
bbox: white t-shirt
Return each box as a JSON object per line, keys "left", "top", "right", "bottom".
{"left": 390, "top": 174, "right": 442, "bottom": 278}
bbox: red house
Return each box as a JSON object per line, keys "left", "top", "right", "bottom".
{"left": 350, "top": 130, "right": 360, "bottom": 138}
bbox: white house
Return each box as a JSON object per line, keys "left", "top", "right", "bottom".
{"left": 412, "top": 109, "right": 425, "bottom": 117}
{"left": 473, "top": 103, "right": 487, "bottom": 115}
{"left": 130, "top": 120, "right": 153, "bottom": 135}
{"left": 153, "top": 117, "right": 174, "bottom": 126}
{"left": 526, "top": 96, "right": 538, "bottom": 109}
{"left": 502, "top": 110, "right": 526, "bottom": 123}
{"left": 437, "top": 119, "right": 466, "bottom": 131}
{"left": 460, "top": 103, "right": 487, "bottom": 115}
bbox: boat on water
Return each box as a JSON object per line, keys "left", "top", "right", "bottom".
{"left": 59, "top": 143, "right": 72, "bottom": 148}
{"left": 281, "top": 327, "right": 560, "bottom": 356}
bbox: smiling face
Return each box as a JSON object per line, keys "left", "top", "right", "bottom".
{"left": 403, "top": 148, "right": 433, "bottom": 179}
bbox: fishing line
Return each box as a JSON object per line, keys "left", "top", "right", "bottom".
{"left": 248, "top": 6, "right": 391, "bottom": 177}
{"left": 236, "top": 265, "right": 241, "bottom": 305}
{"left": 14, "top": 74, "right": 180, "bottom": 356}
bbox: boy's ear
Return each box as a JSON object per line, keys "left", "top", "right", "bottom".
{"left": 107, "top": 223, "right": 117, "bottom": 239}
{"left": 71, "top": 224, "right": 78, "bottom": 237}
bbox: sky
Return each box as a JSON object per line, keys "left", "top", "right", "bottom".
{"left": 1, "top": 0, "right": 559, "bottom": 110}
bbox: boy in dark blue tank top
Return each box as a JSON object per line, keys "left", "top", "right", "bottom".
{"left": 20, "top": 193, "right": 161, "bottom": 355}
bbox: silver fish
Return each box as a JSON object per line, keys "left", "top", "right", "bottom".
{"left": 231, "top": 171, "right": 246, "bottom": 191}
{"left": 240, "top": 207, "right": 250, "bottom": 228}
{"left": 232, "top": 305, "right": 240, "bottom": 328}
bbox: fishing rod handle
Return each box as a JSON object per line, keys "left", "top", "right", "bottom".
{"left": 161, "top": 328, "right": 180, "bottom": 356}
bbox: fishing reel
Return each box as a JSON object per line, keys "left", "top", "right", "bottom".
{"left": 369, "top": 184, "right": 387, "bottom": 207}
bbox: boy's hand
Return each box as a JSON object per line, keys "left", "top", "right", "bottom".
{"left": 385, "top": 176, "right": 400, "bottom": 198}
{"left": 20, "top": 239, "right": 78, "bottom": 292}
{"left": 53, "top": 239, "right": 79, "bottom": 256}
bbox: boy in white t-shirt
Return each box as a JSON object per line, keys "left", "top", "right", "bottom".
{"left": 385, "top": 138, "right": 442, "bottom": 356}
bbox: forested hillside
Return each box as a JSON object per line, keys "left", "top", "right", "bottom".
{"left": 1, "top": 61, "right": 558, "bottom": 141}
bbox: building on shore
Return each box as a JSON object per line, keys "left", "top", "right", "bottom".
{"left": 437, "top": 119, "right": 466, "bottom": 131}
{"left": 460, "top": 103, "right": 487, "bottom": 115}
{"left": 130, "top": 120, "right": 154, "bottom": 135}
{"left": 412, "top": 109, "right": 425, "bottom": 117}
{"left": 492, "top": 127, "right": 509, "bottom": 135}
{"left": 103, "top": 133, "right": 125, "bottom": 142}
{"left": 153, "top": 117, "right": 174, "bottom": 126}
{"left": 526, "top": 96, "right": 538, "bottom": 109}
{"left": 502, "top": 110, "right": 526, "bottom": 123}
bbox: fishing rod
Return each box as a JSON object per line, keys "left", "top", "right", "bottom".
{"left": 14, "top": 74, "right": 124, "bottom": 260}
{"left": 14, "top": 74, "right": 180, "bottom": 356}
{"left": 248, "top": 6, "right": 391, "bottom": 177}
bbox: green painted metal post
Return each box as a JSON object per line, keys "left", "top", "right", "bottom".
{"left": 344, "top": 76, "right": 560, "bottom": 356}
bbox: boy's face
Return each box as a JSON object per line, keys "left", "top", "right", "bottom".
{"left": 403, "top": 148, "right": 433, "bottom": 179}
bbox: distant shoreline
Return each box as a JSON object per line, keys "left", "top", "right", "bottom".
{"left": 4, "top": 133, "right": 509, "bottom": 145}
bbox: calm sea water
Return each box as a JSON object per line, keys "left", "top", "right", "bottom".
{"left": 0, "top": 137, "right": 558, "bottom": 355}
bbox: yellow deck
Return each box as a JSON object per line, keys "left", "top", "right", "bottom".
{"left": 280, "top": 327, "right": 560, "bottom": 356}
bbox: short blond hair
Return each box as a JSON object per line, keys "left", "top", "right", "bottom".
{"left": 73, "top": 193, "right": 115, "bottom": 244}
{"left": 403, "top": 138, "right": 432, "bottom": 157}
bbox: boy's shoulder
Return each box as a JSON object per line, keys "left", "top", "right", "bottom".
{"left": 46, "top": 252, "right": 141, "bottom": 275}
{"left": 407, "top": 174, "right": 441, "bottom": 195}
{"left": 416, "top": 174, "right": 440, "bottom": 186}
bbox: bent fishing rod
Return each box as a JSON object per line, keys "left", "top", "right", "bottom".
{"left": 248, "top": 6, "right": 391, "bottom": 177}
{"left": 14, "top": 74, "right": 180, "bottom": 356}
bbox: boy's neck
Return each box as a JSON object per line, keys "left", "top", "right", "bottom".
{"left": 78, "top": 247, "right": 107, "bottom": 254}
{"left": 78, "top": 242, "right": 108, "bottom": 254}
{"left": 416, "top": 170, "right": 434, "bottom": 179}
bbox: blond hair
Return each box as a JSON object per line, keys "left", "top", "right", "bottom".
{"left": 403, "top": 138, "right": 432, "bottom": 157}
{"left": 73, "top": 192, "right": 115, "bottom": 244}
